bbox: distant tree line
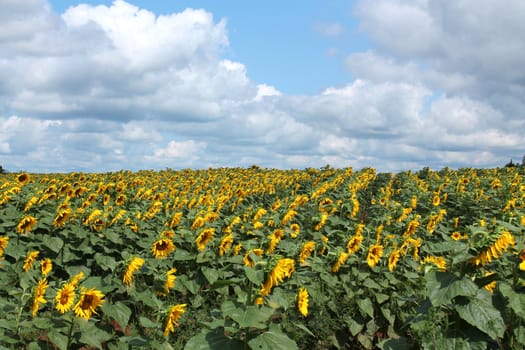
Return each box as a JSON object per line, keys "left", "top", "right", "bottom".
{"left": 504, "top": 154, "right": 525, "bottom": 168}
{"left": 0, "top": 165, "right": 5, "bottom": 174}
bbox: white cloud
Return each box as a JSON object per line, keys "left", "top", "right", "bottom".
{"left": 313, "top": 22, "right": 344, "bottom": 37}
{"left": 0, "top": 0, "right": 523, "bottom": 173}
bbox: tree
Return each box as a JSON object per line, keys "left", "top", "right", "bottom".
{"left": 0, "top": 165, "right": 5, "bottom": 174}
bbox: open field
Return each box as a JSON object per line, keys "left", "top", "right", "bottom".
{"left": 1, "top": 166, "right": 524, "bottom": 349}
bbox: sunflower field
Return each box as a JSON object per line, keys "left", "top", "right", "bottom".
{"left": 0, "top": 166, "right": 524, "bottom": 349}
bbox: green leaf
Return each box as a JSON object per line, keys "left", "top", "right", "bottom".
{"left": 139, "top": 316, "right": 157, "bottom": 328}
{"left": 94, "top": 253, "right": 117, "bottom": 271}
{"left": 293, "top": 323, "right": 315, "bottom": 337}
{"left": 357, "top": 297, "right": 374, "bottom": 318}
{"left": 425, "top": 272, "right": 477, "bottom": 306}
{"left": 456, "top": 297, "right": 506, "bottom": 339}
{"left": 248, "top": 331, "right": 298, "bottom": 350}
{"left": 498, "top": 283, "right": 525, "bottom": 319}
{"left": 44, "top": 237, "right": 64, "bottom": 253}
{"left": 172, "top": 249, "right": 196, "bottom": 261}
{"left": 346, "top": 318, "right": 364, "bottom": 336}
{"left": 78, "top": 320, "right": 113, "bottom": 349}
{"left": 221, "top": 301, "right": 273, "bottom": 329}
{"left": 244, "top": 266, "right": 263, "bottom": 285}
{"left": 184, "top": 329, "right": 244, "bottom": 350}
{"left": 48, "top": 330, "right": 69, "bottom": 350}
{"left": 377, "top": 337, "right": 409, "bottom": 350}
{"left": 103, "top": 302, "right": 132, "bottom": 330}
{"left": 201, "top": 267, "right": 219, "bottom": 285}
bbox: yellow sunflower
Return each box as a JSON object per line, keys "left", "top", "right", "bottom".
{"left": 297, "top": 287, "right": 309, "bottom": 317}
{"left": 74, "top": 288, "right": 105, "bottom": 320}
{"left": 40, "top": 258, "right": 52, "bottom": 277}
{"left": 23, "top": 250, "right": 40, "bottom": 272}
{"left": 123, "top": 257, "right": 145, "bottom": 286}
{"left": 366, "top": 244, "right": 383, "bottom": 268}
{"left": 55, "top": 282, "right": 76, "bottom": 314}
{"left": 152, "top": 238, "right": 176, "bottom": 259}
{"left": 17, "top": 215, "right": 38, "bottom": 235}
{"left": 32, "top": 278, "right": 49, "bottom": 317}
{"left": 195, "top": 228, "right": 215, "bottom": 251}
{"left": 164, "top": 304, "right": 187, "bottom": 336}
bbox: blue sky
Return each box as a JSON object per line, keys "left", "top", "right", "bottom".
{"left": 1, "top": 0, "right": 524, "bottom": 173}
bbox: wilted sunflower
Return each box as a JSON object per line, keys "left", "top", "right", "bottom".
{"left": 297, "top": 287, "right": 309, "bottom": 317}
{"left": 152, "top": 238, "right": 175, "bottom": 258}
{"left": 23, "top": 250, "right": 40, "bottom": 272}
{"left": 163, "top": 268, "right": 177, "bottom": 294}
{"left": 261, "top": 258, "right": 295, "bottom": 296}
{"left": 32, "top": 278, "right": 49, "bottom": 317}
{"left": 74, "top": 288, "right": 105, "bottom": 320}
{"left": 331, "top": 251, "right": 349, "bottom": 273}
{"left": 164, "top": 304, "right": 187, "bottom": 336}
{"left": 40, "top": 258, "right": 52, "bottom": 277}
{"left": 366, "top": 244, "right": 383, "bottom": 268}
{"left": 218, "top": 234, "right": 233, "bottom": 256}
{"left": 298, "top": 241, "right": 316, "bottom": 265}
{"left": 123, "top": 257, "right": 145, "bottom": 286}
{"left": 17, "top": 215, "right": 38, "bottom": 235}
{"left": 195, "top": 228, "right": 214, "bottom": 251}
{"left": 55, "top": 282, "right": 76, "bottom": 314}
{"left": 470, "top": 230, "right": 515, "bottom": 266}
{"left": 0, "top": 236, "right": 8, "bottom": 255}
{"left": 388, "top": 250, "right": 401, "bottom": 272}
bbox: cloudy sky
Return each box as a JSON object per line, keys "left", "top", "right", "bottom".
{"left": 1, "top": 0, "right": 524, "bottom": 173}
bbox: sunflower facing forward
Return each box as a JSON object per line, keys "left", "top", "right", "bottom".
{"left": 74, "top": 288, "right": 105, "bottom": 320}
{"left": 151, "top": 238, "right": 175, "bottom": 259}
{"left": 55, "top": 282, "right": 76, "bottom": 314}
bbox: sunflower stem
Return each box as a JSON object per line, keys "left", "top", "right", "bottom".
{"left": 66, "top": 316, "right": 75, "bottom": 349}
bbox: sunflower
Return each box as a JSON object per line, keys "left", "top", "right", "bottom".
{"left": 366, "top": 244, "right": 383, "bottom": 268}
{"left": 40, "top": 258, "right": 52, "bottom": 277}
{"left": 32, "top": 278, "right": 49, "bottom": 317}
{"left": 55, "top": 282, "right": 76, "bottom": 314}
{"left": 421, "top": 256, "right": 447, "bottom": 271}
{"left": 451, "top": 231, "right": 462, "bottom": 241}
{"left": 195, "top": 228, "right": 214, "bottom": 251}
{"left": 23, "top": 250, "right": 40, "bottom": 272}
{"left": 432, "top": 194, "right": 440, "bottom": 206}
{"left": 16, "top": 215, "right": 38, "bottom": 234}
{"left": 53, "top": 209, "right": 71, "bottom": 228}
{"left": 298, "top": 241, "right": 316, "bottom": 265}
{"left": 218, "top": 234, "right": 233, "bottom": 256}
{"left": 190, "top": 216, "right": 205, "bottom": 230}
{"left": 123, "top": 257, "right": 145, "bottom": 286}
{"left": 23, "top": 196, "right": 39, "bottom": 212}
{"left": 261, "top": 258, "right": 295, "bottom": 296}
{"left": 163, "top": 268, "right": 177, "bottom": 294}
{"left": 243, "top": 248, "right": 263, "bottom": 267}
{"left": 163, "top": 304, "right": 187, "bottom": 336}
{"left": 297, "top": 287, "right": 309, "bottom": 317}
{"left": 233, "top": 243, "right": 243, "bottom": 256}
{"left": 388, "top": 250, "right": 401, "bottom": 272}
{"left": 346, "top": 234, "right": 363, "bottom": 255}
{"left": 115, "top": 194, "right": 127, "bottom": 206}
{"left": 70, "top": 271, "right": 85, "bottom": 287}
{"left": 0, "top": 236, "right": 8, "bottom": 255}
{"left": 290, "top": 223, "right": 300, "bottom": 238}
{"left": 152, "top": 238, "right": 176, "bottom": 259}
{"left": 74, "top": 288, "right": 105, "bottom": 320}
{"left": 470, "top": 230, "right": 515, "bottom": 266}
{"left": 332, "top": 252, "right": 349, "bottom": 273}
{"left": 17, "top": 173, "right": 31, "bottom": 185}
{"left": 519, "top": 250, "right": 525, "bottom": 271}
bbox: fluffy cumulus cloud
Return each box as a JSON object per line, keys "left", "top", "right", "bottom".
{"left": 0, "top": 0, "right": 524, "bottom": 173}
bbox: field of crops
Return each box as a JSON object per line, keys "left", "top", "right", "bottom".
{"left": 0, "top": 166, "right": 524, "bottom": 349}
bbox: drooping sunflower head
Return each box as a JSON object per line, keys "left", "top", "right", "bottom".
{"left": 23, "top": 250, "right": 40, "bottom": 272}
{"left": 152, "top": 238, "right": 176, "bottom": 258}
{"left": 17, "top": 215, "right": 38, "bottom": 235}
{"left": 195, "top": 228, "right": 215, "bottom": 251}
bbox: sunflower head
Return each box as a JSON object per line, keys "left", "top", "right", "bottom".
{"left": 152, "top": 238, "right": 175, "bottom": 258}
{"left": 74, "top": 287, "right": 105, "bottom": 320}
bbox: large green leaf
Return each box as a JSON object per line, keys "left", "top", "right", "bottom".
{"left": 78, "top": 320, "right": 113, "bottom": 349}
{"left": 47, "top": 330, "right": 69, "bottom": 350}
{"left": 456, "top": 297, "right": 505, "bottom": 339}
{"left": 103, "top": 302, "right": 132, "bottom": 330}
{"left": 498, "top": 282, "right": 525, "bottom": 319}
{"left": 248, "top": 331, "right": 298, "bottom": 350}
{"left": 201, "top": 266, "right": 219, "bottom": 285}
{"left": 244, "top": 266, "right": 263, "bottom": 285}
{"left": 357, "top": 297, "right": 374, "bottom": 318}
{"left": 425, "top": 272, "right": 478, "bottom": 306}
{"left": 184, "top": 329, "right": 244, "bottom": 350}
{"left": 221, "top": 301, "right": 273, "bottom": 329}
{"left": 43, "top": 236, "right": 64, "bottom": 253}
